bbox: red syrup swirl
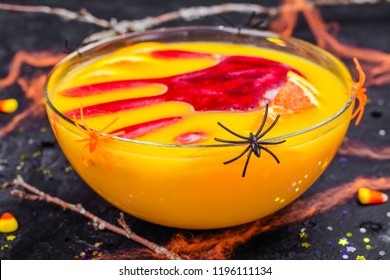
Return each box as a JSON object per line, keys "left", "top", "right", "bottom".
{"left": 63, "top": 50, "right": 299, "bottom": 142}
{"left": 110, "top": 116, "right": 182, "bottom": 139}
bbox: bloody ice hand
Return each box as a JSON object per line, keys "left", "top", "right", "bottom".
{"left": 63, "top": 50, "right": 301, "bottom": 142}
{"left": 64, "top": 51, "right": 297, "bottom": 118}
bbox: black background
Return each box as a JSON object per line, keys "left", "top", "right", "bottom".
{"left": 1, "top": 0, "right": 390, "bottom": 260}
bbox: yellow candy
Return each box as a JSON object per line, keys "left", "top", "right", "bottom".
{"left": 0, "top": 212, "right": 19, "bottom": 233}
{"left": 0, "top": 98, "right": 18, "bottom": 113}
{"left": 358, "top": 187, "right": 388, "bottom": 205}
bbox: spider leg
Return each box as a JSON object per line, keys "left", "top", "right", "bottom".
{"left": 108, "top": 131, "right": 125, "bottom": 137}
{"left": 243, "top": 11, "right": 257, "bottom": 28}
{"left": 73, "top": 114, "right": 85, "bottom": 132}
{"left": 223, "top": 145, "right": 251, "bottom": 164}
{"left": 100, "top": 116, "right": 120, "bottom": 133}
{"left": 214, "top": 138, "right": 249, "bottom": 144}
{"left": 96, "top": 149, "right": 112, "bottom": 172}
{"left": 259, "top": 145, "right": 281, "bottom": 163}
{"left": 255, "top": 104, "right": 269, "bottom": 137}
{"left": 249, "top": 18, "right": 267, "bottom": 29}
{"left": 80, "top": 144, "right": 90, "bottom": 168}
{"left": 242, "top": 149, "right": 253, "bottom": 177}
{"left": 257, "top": 114, "right": 281, "bottom": 140}
{"left": 79, "top": 104, "right": 91, "bottom": 132}
{"left": 75, "top": 138, "right": 93, "bottom": 143}
{"left": 217, "top": 14, "right": 236, "bottom": 28}
{"left": 258, "top": 139, "right": 286, "bottom": 145}
{"left": 217, "top": 122, "right": 248, "bottom": 140}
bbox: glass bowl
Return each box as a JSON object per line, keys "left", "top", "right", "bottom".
{"left": 44, "top": 26, "right": 354, "bottom": 229}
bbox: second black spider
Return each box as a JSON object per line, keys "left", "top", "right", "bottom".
{"left": 214, "top": 104, "right": 286, "bottom": 177}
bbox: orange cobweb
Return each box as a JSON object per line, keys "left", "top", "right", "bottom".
{"left": 339, "top": 141, "right": 390, "bottom": 160}
{"left": 270, "top": 0, "right": 390, "bottom": 87}
{"left": 0, "top": 51, "right": 65, "bottom": 137}
{"left": 98, "top": 176, "right": 390, "bottom": 260}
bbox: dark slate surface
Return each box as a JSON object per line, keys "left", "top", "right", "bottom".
{"left": 1, "top": 0, "right": 390, "bottom": 260}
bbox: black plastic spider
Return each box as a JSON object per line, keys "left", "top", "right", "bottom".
{"left": 218, "top": 11, "right": 271, "bottom": 34}
{"left": 214, "top": 104, "right": 286, "bottom": 177}
{"left": 63, "top": 39, "right": 83, "bottom": 57}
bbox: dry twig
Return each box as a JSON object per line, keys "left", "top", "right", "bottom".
{"left": 9, "top": 174, "right": 182, "bottom": 260}
{"left": 0, "top": 3, "right": 110, "bottom": 28}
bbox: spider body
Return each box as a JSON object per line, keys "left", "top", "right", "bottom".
{"left": 249, "top": 132, "right": 261, "bottom": 157}
{"left": 214, "top": 104, "right": 285, "bottom": 177}
{"left": 73, "top": 106, "right": 124, "bottom": 170}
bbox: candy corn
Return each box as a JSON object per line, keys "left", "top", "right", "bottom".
{"left": 0, "top": 98, "right": 18, "bottom": 113}
{"left": 358, "top": 187, "right": 388, "bottom": 205}
{"left": 0, "top": 212, "right": 19, "bottom": 233}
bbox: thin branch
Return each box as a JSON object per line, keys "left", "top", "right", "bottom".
{"left": 10, "top": 175, "right": 182, "bottom": 260}
{"left": 82, "top": 3, "right": 278, "bottom": 43}
{"left": 0, "top": 3, "right": 110, "bottom": 28}
{"left": 117, "top": 213, "right": 133, "bottom": 238}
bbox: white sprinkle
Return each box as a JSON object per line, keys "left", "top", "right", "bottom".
{"left": 379, "top": 251, "right": 386, "bottom": 256}
{"left": 300, "top": 228, "right": 306, "bottom": 232}
{"left": 347, "top": 246, "right": 356, "bottom": 253}
{"left": 342, "top": 254, "right": 349, "bottom": 259}
{"left": 327, "top": 226, "right": 333, "bottom": 231}
{"left": 379, "top": 129, "right": 386, "bottom": 136}
{"left": 386, "top": 212, "right": 390, "bottom": 218}
{"left": 98, "top": 222, "right": 106, "bottom": 230}
{"left": 80, "top": 208, "right": 86, "bottom": 215}
{"left": 378, "top": 99, "right": 385, "bottom": 106}
{"left": 360, "top": 228, "right": 367, "bottom": 233}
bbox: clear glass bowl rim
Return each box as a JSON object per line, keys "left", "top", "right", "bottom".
{"left": 44, "top": 25, "right": 354, "bottom": 148}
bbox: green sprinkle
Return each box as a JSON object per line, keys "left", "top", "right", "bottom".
{"left": 33, "top": 151, "right": 42, "bottom": 158}
{"left": 42, "top": 169, "right": 52, "bottom": 175}
{"left": 20, "top": 153, "right": 28, "bottom": 160}
{"left": 65, "top": 166, "right": 73, "bottom": 172}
